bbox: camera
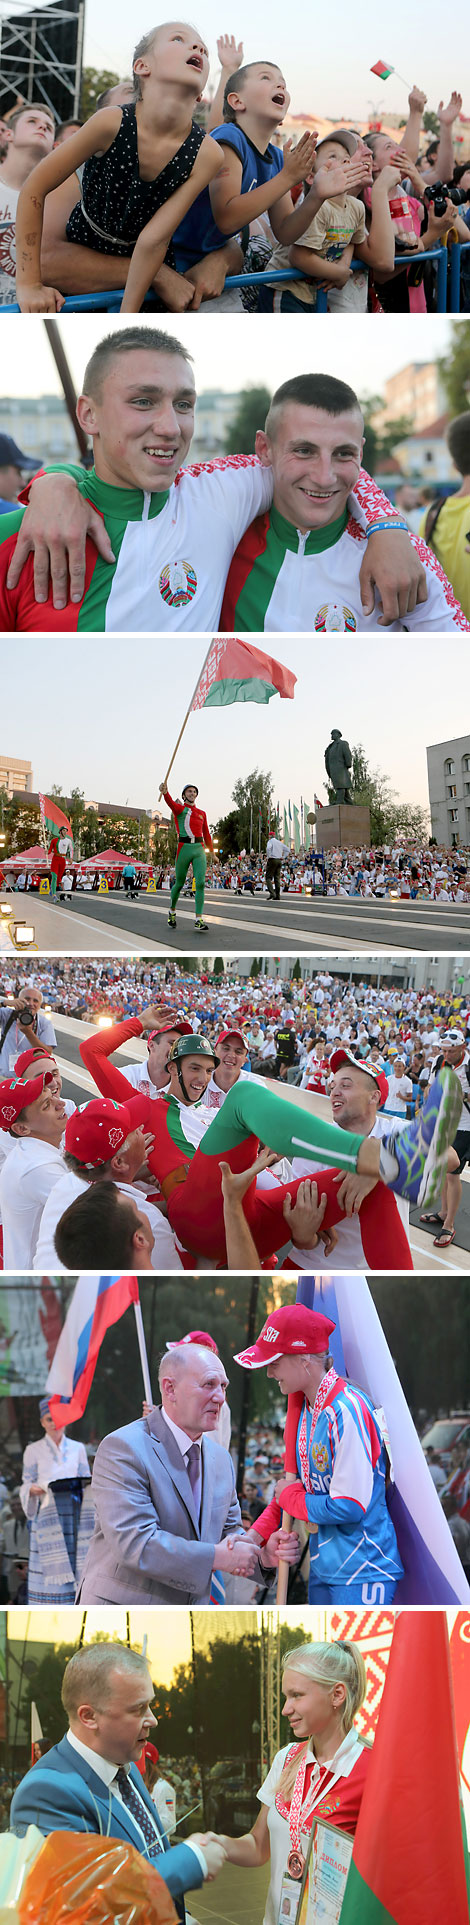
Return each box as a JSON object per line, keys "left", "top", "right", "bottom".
{"left": 425, "top": 180, "right": 470, "bottom": 218}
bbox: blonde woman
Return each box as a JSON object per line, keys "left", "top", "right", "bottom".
{"left": 219, "top": 1640, "right": 370, "bottom": 1923}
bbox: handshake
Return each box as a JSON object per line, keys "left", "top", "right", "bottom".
{"left": 189, "top": 1831, "right": 228, "bottom": 1880}
{"left": 212, "top": 1526, "right": 299, "bottom": 1578}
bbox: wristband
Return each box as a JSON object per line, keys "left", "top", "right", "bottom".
{"left": 365, "top": 519, "right": 409, "bottom": 537}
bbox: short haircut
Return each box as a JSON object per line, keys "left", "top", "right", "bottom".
{"left": 265, "top": 373, "right": 362, "bottom": 439}
{"left": 447, "top": 410, "right": 470, "bottom": 477}
{"left": 158, "top": 1343, "right": 220, "bottom": 1392}
{"left": 95, "top": 81, "right": 134, "bottom": 111}
{"left": 62, "top": 1642, "right": 149, "bottom": 1718}
{"left": 82, "top": 325, "right": 194, "bottom": 400}
{"left": 9, "top": 102, "right": 55, "bottom": 132}
{"left": 223, "top": 61, "right": 277, "bottom": 123}
{"left": 54, "top": 1180, "right": 137, "bottom": 1267}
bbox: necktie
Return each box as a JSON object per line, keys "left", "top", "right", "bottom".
{"left": 186, "top": 1440, "right": 201, "bottom": 1515}
{"left": 114, "top": 1767, "right": 163, "bottom": 1855}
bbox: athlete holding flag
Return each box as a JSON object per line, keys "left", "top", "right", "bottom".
{"left": 160, "top": 780, "right": 213, "bottom": 932}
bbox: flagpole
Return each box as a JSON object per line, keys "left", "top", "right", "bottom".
{"left": 159, "top": 640, "right": 214, "bottom": 795}
{"left": 277, "top": 1473, "right": 296, "bottom": 1605}
{"left": 133, "top": 1296, "right": 153, "bottom": 1405}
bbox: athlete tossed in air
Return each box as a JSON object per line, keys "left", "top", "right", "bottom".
{"left": 161, "top": 780, "right": 213, "bottom": 932}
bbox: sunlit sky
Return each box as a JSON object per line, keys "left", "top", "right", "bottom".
{"left": 1, "top": 0, "right": 466, "bottom": 123}
{"left": 7, "top": 1605, "right": 321, "bottom": 1681}
{"left": 0, "top": 311, "right": 454, "bottom": 403}
{"left": 2, "top": 633, "right": 467, "bottom": 820}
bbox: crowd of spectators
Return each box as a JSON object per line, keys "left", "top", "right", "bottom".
{"left": 1, "top": 46, "right": 469, "bottom": 313}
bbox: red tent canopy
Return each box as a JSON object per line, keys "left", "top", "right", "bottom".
{"left": 4, "top": 845, "right": 49, "bottom": 869}
{"left": 81, "top": 850, "right": 151, "bottom": 870}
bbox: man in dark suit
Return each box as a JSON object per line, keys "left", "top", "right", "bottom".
{"left": 10, "top": 1641, "right": 225, "bottom": 1911}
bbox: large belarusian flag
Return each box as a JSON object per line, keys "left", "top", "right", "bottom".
{"left": 370, "top": 58, "right": 394, "bottom": 78}
{"left": 341, "top": 1613, "right": 470, "bottom": 1925}
{"left": 39, "top": 793, "right": 73, "bottom": 842}
{"left": 191, "top": 638, "right": 296, "bottom": 710}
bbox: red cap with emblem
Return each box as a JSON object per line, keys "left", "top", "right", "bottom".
{"left": 234, "top": 1303, "right": 336, "bottom": 1370}
{"left": 64, "top": 1097, "right": 140, "bottom": 1168}
{"left": 0, "top": 1069, "right": 55, "bottom": 1129}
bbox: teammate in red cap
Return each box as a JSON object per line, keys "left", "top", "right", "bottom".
{"left": 0, "top": 1065, "right": 67, "bottom": 1268}
{"left": 203, "top": 1029, "right": 251, "bottom": 1110}
{"left": 236, "top": 1304, "right": 403, "bottom": 1605}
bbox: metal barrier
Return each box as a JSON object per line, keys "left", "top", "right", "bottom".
{"left": 449, "top": 238, "right": 470, "bottom": 314}
{"left": 1, "top": 243, "right": 454, "bottom": 313}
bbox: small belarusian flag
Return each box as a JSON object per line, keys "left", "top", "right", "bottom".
{"left": 191, "top": 638, "right": 296, "bottom": 710}
{"left": 39, "top": 794, "right": 73, "bottom": 842}
{"left": 370, "top": 59, "right": 395, "bottom": 79}
{"left": 314, "top": 793, "right": 323, "bottom": 810}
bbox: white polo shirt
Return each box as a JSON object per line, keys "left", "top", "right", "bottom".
{"left": 34, "top": 1172, "right": 183, "bottom": 1271}
{"left": 0, "top": 1137, "right": 64, "bottom": 1267}
{"left": 291, "top": 1114, "right": 410, "bottom": 1270}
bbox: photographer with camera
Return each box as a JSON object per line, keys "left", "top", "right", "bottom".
{"left": 0, "top": 986, "right": 56, "bottom": 1079}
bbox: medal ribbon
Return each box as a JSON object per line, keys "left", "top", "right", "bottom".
{"left": 276, "top": 1746, "right": 330, "bottom": 1848}
{"left": 297, "top": 1369, "right": 339, "bottom": 1492}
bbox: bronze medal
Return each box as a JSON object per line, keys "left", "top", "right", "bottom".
{"left": 286, "top": 1848, "right": 305, "bottom": 1879}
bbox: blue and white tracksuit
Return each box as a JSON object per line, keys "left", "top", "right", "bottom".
{"left": 297, "top": 1380, "right": 403, "bottom": 1605}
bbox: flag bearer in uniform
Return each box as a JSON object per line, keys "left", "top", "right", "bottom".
{"left": 235, "top": 1304, "right": 404, "bottom": 1604}
{"left": 161, "top": 781, "right": 213, "bottom": 932}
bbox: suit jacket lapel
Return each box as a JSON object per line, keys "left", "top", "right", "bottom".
{"left": 57, "top": 1738, "right": 164, "bottom": 1855}
{"left": 147, "top": 1406, "right": 200, "bottom": 1534}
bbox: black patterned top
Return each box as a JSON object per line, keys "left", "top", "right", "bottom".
{"left": 65, "top": 102, "right": 205, "bottom": 263}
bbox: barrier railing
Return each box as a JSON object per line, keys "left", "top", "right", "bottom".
{"left": 449, "top": 238, "right": 470, "bottom": 314}
{"left": 1, "top": 242, "right": 455, "bottom": 313}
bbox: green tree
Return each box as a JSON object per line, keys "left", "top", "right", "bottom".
{"left": 5, "top": 801, "right": 42, "bottom": 855}
{"left": 213, "top": 957, "right": 224, "bottom": 975}
{"left": 439, "top": 320, "right": 470, "bottom": 419}
{"left": 225, "top": 386, "right": 272, "bottom": 455}
{"left": 231, "top": 768, "right": 273, "bottom": 852}
{"left": 292, "top": 958, "right": 302, "bottom": 980}
{"left": 423, "top": 109, "right": 440, "bottom": 137}
{"left": 359, "top": 395, "right": 413, "bottom": 476}
{"left": 80, "top": 67, "right": 120, "bottom": 118}
{"left": 214, "top": 808, "right": 242, "bottom": 859}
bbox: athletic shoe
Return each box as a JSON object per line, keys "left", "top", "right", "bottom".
{"left": 168, "top": 911, "right": 176, "bottom": 928}
{"left": 195, "top": 918, "right": 209, "bottom": 931}
{"left": 381, "top": 1067, "right": 462, "bottom": 1209}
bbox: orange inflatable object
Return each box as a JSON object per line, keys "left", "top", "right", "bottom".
{"left": 18, "top": 1832, "right": 178, "bottom": 1925}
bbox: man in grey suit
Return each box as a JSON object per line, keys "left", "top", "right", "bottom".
{"left": 10, "top": 1642, "right": 226, "bottom": 1915}
{"left": 77, "top": 1343, "right": 290, "bottom": 1604}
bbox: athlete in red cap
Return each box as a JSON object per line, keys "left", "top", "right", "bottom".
{"left": 235, "top": 1304, "right": 403, "bottom": 1605}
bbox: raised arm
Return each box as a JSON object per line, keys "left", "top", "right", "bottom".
{"left": 206, "top": 34, "right": 244, "bottom": 133}
{"left": 209, "top": 131, "right": 317, "bottom": 235}
{"left": 398, "top": 86, "right": 427, "bottom": 163}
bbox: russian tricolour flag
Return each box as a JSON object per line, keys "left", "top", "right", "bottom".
{"left": 46, "top": 1275, "right": 139, "bottom": 1424}
{"left": 295, "top": 1274, "right": 470, "bottom": 1606}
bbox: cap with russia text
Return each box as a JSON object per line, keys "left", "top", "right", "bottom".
{"left": 234, "top": 1304, "right": 336, "bottom": 1371}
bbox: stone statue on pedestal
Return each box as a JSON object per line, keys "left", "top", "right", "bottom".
{"left": 324, "top": 729, "right": 354, "bottom": 805}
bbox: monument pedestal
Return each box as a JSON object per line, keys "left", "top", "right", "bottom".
{"left": 315, "top": 804, "right": 371, "bottom": 850}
